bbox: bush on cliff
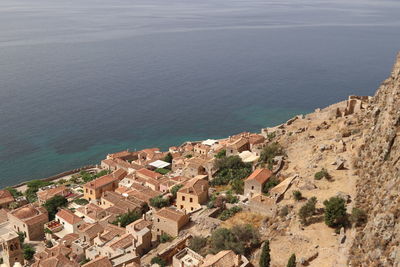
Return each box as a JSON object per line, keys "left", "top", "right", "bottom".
{"left": 298, "top": 197, "right": 317, "bottom": 225}
{"left": 323, "top": 197, "right": 347, "bottom": 228}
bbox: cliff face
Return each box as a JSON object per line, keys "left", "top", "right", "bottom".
{"left": 350, "top": 53, "right": 400, "bottom": 266}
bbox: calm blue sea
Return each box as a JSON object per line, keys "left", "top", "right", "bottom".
{"left": 1, "top": 0, "right": 400, "bottom": 188}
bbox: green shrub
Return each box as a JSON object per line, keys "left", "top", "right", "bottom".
{"left": 73, "top": 198, "right": 89, "bottom": 205}
{"left": 155, "top": 168, "right": 170, "bottom": 175}
{"left": 350, "top": 207, "right": 367, "bottom": 227}
{"left": 218, "top": 206, "right": 242, "bottom": 221}
{"left": 323, "top": 197, "right": 347, "bottom": 228}
{"left": 151, "top": 256, "right": 166, "bottom": 267}
{"left": 5, "top": 187, "right": 23, "bottom": 198}
{"left": 314, "top": 168, "right": 330, "bottom": 180}
{"left": 215, "top": 149, "right": 226, "bottom": 159}
{"left": 150, "top": 195, "right": 170, "bottom": 209}
{"left": 23, "top": 244, "right": 35, "bottom": 260}
{"left": 211, "top": 156, "right": 252, "bottom": 186}
{"left": 112, "top": 210, "right": 141, "bottom": 227}
{"left": 292, "top": 190, "right": 302, "bottom": 201}
{"left": 163, "top": 153, "right": 173, "bottom": 163}
{"left": 298, "top": 197, "right": 317, "bottom": 225}
{"left": 160, "top": 233, "right": 172, "bottom": 243}
{"left": 170, "top": 184, "right": 183, "bottom": 198}
{"left": 279, "top": 206, "right": 289, "bottom": 218}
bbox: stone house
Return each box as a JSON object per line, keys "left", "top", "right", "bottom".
{"left": 182, "top": 158, "right": 215, "bottom": 179}
{"left": 193, "top": 144, "right": 211, "bottom": 158}
{"left": 243, "top": 169, "right": 272, "bottom": 197}
{"left": 0, "top": 189, "right": 15, "bottom": 209}
{"left": 226, "top": 137, "right": 250, "bottom": 157}
{"left": 173, "top": 247, "right": 204, "bottom": 267}
{"left": 126, "top": 219, "right": 152, "bottom": 255}
{"left": 248, "top": 195, "right": 277, "bottom": 217}
{"left": 201, "top": 250, "right": 250, "bottom": 267}
{"left": 0, "top": 232, "right": 24, "bottom": 267}
{"left": 37, "top": 185, "right": 70, "bottom": 205}
{"left": 55, "top": 209, "right": 84, "bottom": 234}
{"left": 8, "top": 204, "right": 48, "bottom": 241}
{"left": 153, "top": 208, "right": 189, "bottom": 237}
{"left": 83, "top": 174, "right": 119, "bottom": 201}
{"left": 82, "top": 255, "right": 113, "bottom": 267}
{"left": 176, "top": 178, "right": 209, "bottom": 212}
{"left": 135, "top": 168, "right": 162, "bottom": 181}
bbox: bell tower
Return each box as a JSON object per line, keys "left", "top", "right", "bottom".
{"left": 0, "top": 232, "right": 24, "bottom": 267}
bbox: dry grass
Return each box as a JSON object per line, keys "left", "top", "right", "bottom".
{"left": 221, "top": 211, "right": 265, "bottom": 228}
{"left": 214, "top": 185, "right": 231, "bottom": 193}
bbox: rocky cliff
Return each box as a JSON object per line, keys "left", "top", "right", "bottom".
{"left": 350, "top": 53, "right": 400, "bottom": 266}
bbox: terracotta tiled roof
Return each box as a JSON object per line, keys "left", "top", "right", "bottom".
{"left": 32, "top": 254, "right": 79, "bottom": 267}
{"left": 56, "top": 209, "right": 83, "bottom": 225}
{"left": 201, "top": 250, "right": 237, "bottom": 267}
{"left": 155, "top": 208, "right": 187, "bottom": 222}
{"left": 245, "top": 169, "right": 272, "bottom": 184}
{"left": 78, "top": 223, "right": 104, "bottom": 239}
{"left": 107, "top": 233, "right": 134, "bottom": 250}
{"left": 58, "top": 233, "right": 79, "bottom": 247}
{"left": 112, "top": 169, "right": 128, "bottom": 180}
{"left": 0, "top": 189, "right": 14, "bottom": 205}
{"left": 9, "top": 204, "right": 48, "bottom": 225}
{"left": 136, "top": 168, "right": 162, "bottom": 180}
{"left": 178, "top": 177, "right": 208, "bottom": 196}
{"left": 37, "top": 186, "right": 68, "bottom": 202}
{"left": 227, "top": 137, "right": 249, "bottom": 149}
{"left": 127, "top": 218, "right": 152, "bottom": 231}
{"left": 249, "top": 134, "right": 265, "bottom": 145}
{"left": 76, "top": 203, "right": 105, "bottom": 220}
{"left": 82, "top": 256, "right": 112, "bottom": 267}
{"left": 84, "top": 175, "right": 118, "bottom": 190}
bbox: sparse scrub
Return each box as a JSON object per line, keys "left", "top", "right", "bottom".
{"left": 298, "top": 197, "right": 317, "bottom": 225}
{"left": 292, "top": 190, "right": 302, "bottom": 201}
{"left": 314, "top": 168, "right": 330, "bottom": 180}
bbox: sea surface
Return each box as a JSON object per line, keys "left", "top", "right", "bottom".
{"left": 1, "top": 0, "right": 400, "bottom": 188}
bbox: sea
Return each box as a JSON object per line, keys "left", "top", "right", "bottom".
{"left": 1, "top": 0, "right": 400, "bottom": 188}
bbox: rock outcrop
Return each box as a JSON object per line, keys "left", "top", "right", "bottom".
{"left": 350, "top": 52, "right": 400, "bottom": 266}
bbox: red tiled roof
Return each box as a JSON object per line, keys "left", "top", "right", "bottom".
{"left": 155, "top": 208, "right": 187, "bottom": 222}
{"left": 136, "top": 168, "right": 162, "bottom": 180}
{"left": 245, "top": 169, "right": 272, "bottom": 184}
{"left": 84, "top": 175, "right": 118, "bottom": 190}
{"left": 82, "top": 256, "right": 112, "bottom": 267}
{"left": 56, "top": 209, "right": 83, "bottom": 225}
{"left": 0, "top": 189, "right": 14, "bottom": 205}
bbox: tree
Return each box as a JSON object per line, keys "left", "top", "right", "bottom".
{"left": 292, "top": 190, "right": 302, "bottom": 201}
{"left": 230, "top": 178, "right": 244, "bottom": 194}
{"left": 112, "top": 210, "right": 141, "bottom": 227}
{"left": 149, "top": 195, "right": 170, "bottom": 209}
{"left": 17, "top": 232, "right": 25, "bottom": 244}
{"left": 5, "top": 187, "right": 22, "bottom": 198}
{"left": 212, "top": 156, "right": 252, "bottom": 187}
{"left": 164, "top": 153, "right": 173, "bottom": 163}
{"left": 43, "top": 195, "right": 68, "bottom": 220}
{"left": 259, "top": 143, "right": 284, "bottom": 169}
{"left": 215, "top": 149, "right": 226, "bottom": 159}
{"left": 151, "top": 256, "right": 166, "bottom": 267}
{"left": 263, "top": 176, "right": 279, "bottom": 195}
{"left": 209, "top": 225, "right": 260, "bottom": 256}
{"left": 170, "top": 184, "right": 183, "bottom": 198}
{"left": 298, "top": 197, "right": 317, "bottom": 225}
{"left": 23, "top": 244, "right": 35, "bottom": 260}
{"left": 323, "top": 197, "right": 347, "bottom": 228}
{"left": 287, "top": 253, "right": 296, "bottom": 267}
{"left": 189, "top": 236, "right": 207, "bottom": 254}
{"left": 350, "top": 207, "right": 367, "bottom": 227}
{"left": 259, "top": 240, "right": 271, "bottom": 267}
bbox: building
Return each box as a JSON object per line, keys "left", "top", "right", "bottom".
{"left": 82, "top": 255, "right": 112, "bottom": 267}
{"left": 248, "top": 195, "right": 277, "bottom": 217}
{"left": 176, "top": 178, "right": 209, "bottom": 212}
{"left": 136, "top": 168, "right": 162, "bottom": 180}
{"left": 243, "top": 169, "right": 272, "bottom": 197}
{"left": 226, "top": 137, "right": 250, "bottom": 157}
{"left": 55, "top": 209, "right": 84, "bottom": 234}
{"left": 126, "top": 219, "right": 152, "bottom": 255}
{"left": 83, "top": 175, "right": 119, "bottom": 201}
{"left": 100, "top": 191, "right": 145, "bottom": 215}
{"left": 37, "top": 186, "right": 70, "bottom": 205}
{"left": 0, "top": 232, "right": 24, "bottom": 267}
{"left": 8, "top": 204, "right": 48, "bottom": 241}
{"left": 182, "top": 158, "right": 215, "bottom": 179}
{"left": 32, "top": 244, "right": 79, "bottom": 267}
{"left": 173, "top": 247, "right": 204, "bottom": 267}
{"left": 153, "top": 208, "right": 189, "bottom": 237}
{"left": 0, "top": 189, "right": 15, "bottom": 209}
{"left": 201, "top": 250, "right": 250, "bottom": 267}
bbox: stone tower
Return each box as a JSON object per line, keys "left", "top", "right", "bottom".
{"left": 0, "top": 232, "right": 24, "bottom": 267}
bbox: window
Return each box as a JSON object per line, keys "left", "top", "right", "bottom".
{"left": 251, "top": 186, "right": 254, "bottom": 190}
{"left": 191, "top": 207, "right": 194, "bottom": 211}
{"left": 182, "top": 196, "right": 185, "bottom": 201}
{"left": 180, "top": 205, "right": 183, "bottom": 209}
{"left": 190, "top": 198, "right": 193, "bottom": 203}
{"left": 157, "top": 219, "right": 160, "bottom": 222}
{"left": 85, "top": 189, "right": 88, "bottom": 193}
